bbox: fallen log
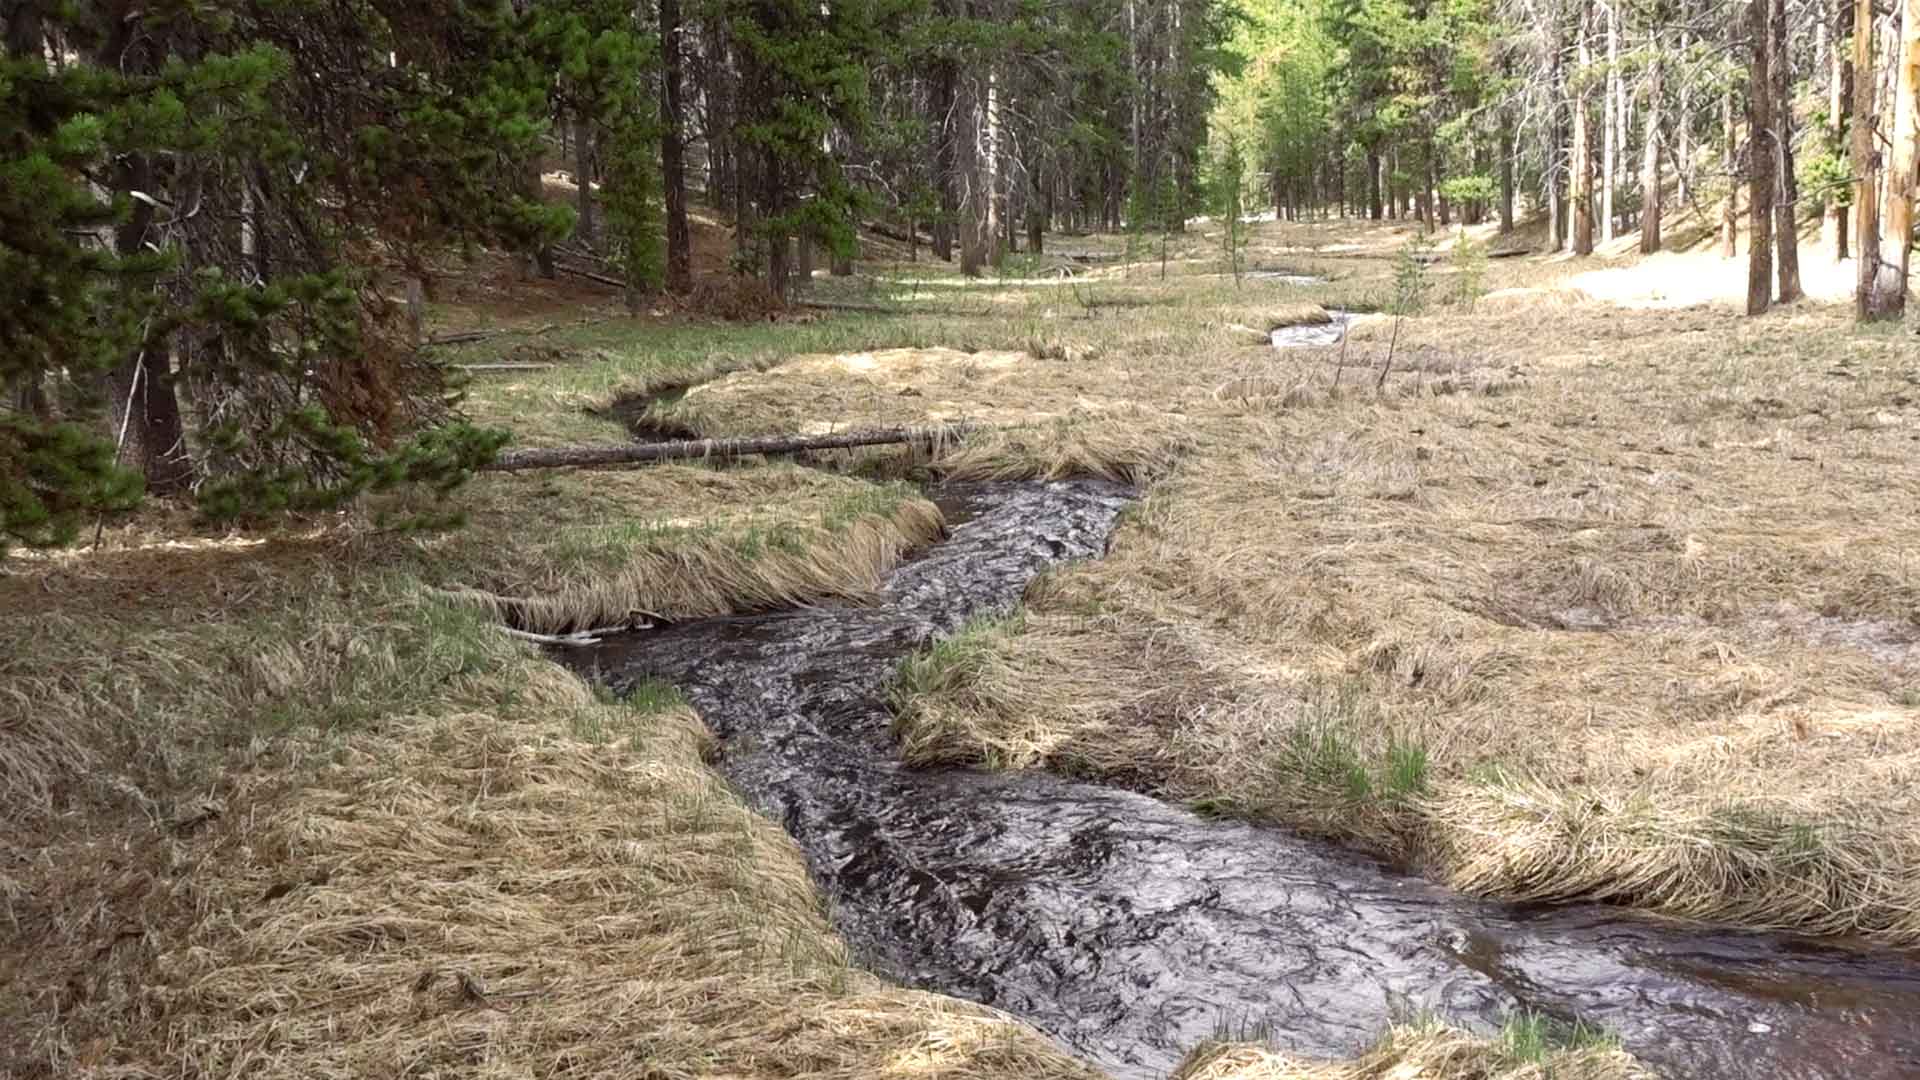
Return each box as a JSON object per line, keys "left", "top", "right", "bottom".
{"left": 484, "top": 424, "right": 976, "bottom": 471}
{"left": 427, "top": 321, "right": 563, "bottom": 346}
{"left": 556, "top": 263, "right": 629, "bottom": 289}
{"left": 796, "top": 300, "right": 995, "bottom": 318}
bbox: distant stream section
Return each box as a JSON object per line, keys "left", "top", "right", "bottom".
{"left": 1271, "top": 309, "right": 1357, "bottom": 348}
{"left": 566, "top": 479, "right": 1920, "bottom": 1080}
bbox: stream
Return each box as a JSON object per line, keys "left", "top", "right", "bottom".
{"left": 564, "top": 480, "right": 1920, "bottom": 1080}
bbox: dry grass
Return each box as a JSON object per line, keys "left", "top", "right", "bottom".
{"left": 0, "top": 392, "right": 1071, "bottom": 1077}
{"left": 423, "top": 466, "right": 943, "bottom": 633}
{"left": 816, "top": 218, "right": 1920, "bottom": 943}
{"left": 0, "top": 580, "right": 1101, "bottom": 1078}
{"left": 6, "top": 212, "right": 1901, "bottom": 1076}
{"left": 1177, "top": 1018, "right": 1650, "bottom": 1080}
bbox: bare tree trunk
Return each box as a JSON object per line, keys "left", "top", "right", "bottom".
{"left": 1870, "top": 0, "right": 1920, "bottom": 315}
{"left": 660, "top": 0, "right": 691, "bottom": 292}
{"left": 1722, "top": 89, "right": 1740, "bottom": 257}
{"left": 1855, "top": 0, "right": 1890, "bottom": 317}
{"left": 1549, "top": 40, "right": 1567, "bottom": 251}
{"left": 1774, "top": 0, "right": 1804, "bottom": 301}
{"left": 932, "top": 57, "right": 958, "bottom": 262}
{"left": 1603, "top": 0, "right": 1620, "bottom": 244}
{"left": 1572, "top": 0, "right": 1596, "bottom": 256}
{"left": 1128, "top": 0, "right": 1142, "bottom": 188}
{"left": 1748, "top": 0, "right": 1775, "bottom": 315}
{"left": 985, "top": 67, "right": 1003, "bottom": 267}
{"left": 1828, "top": 0, "right": 1853, "bottom": 259}
{"left": 958, "top": 73, "right": 986, "bottom": 276}
{"left": 1642, "top": 50, "right": 1664, "bottom": 253}
{"left": 1679, "top": 24, "right": 1694, "bottom": 203}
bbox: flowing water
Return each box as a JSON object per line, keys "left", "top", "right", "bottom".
{"left": 564, "top": 480, "right": 1920, "bottom": 1080}
{"left": 1271, "top": 309, "right": 1358, "bottom": 348}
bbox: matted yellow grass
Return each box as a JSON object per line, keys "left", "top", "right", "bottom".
{"left": 1, "top": 460, "right": 1100, "bottom": 1078}
{"left": 1177, "top": 1022, "right": 1650, "bottom": 1080}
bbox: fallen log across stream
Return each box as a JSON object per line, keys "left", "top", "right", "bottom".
{"left": 483, "top": 423, "right": 978, "bottom": 471}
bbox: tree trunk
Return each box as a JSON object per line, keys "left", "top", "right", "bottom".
{"left": 1679, "top": 25, "right": 1694, "bottom": 204}
{"left": 525, "top": 154, "right": 556, "bottom": 279}
{"left": 1722, "top": 89, "right": 1739, "bottom": 257}
{"left": 1828, "top": 0, "right": 1852, "bottom": 259}
{"left": 573, "top": 115, "right": 597, "bottom": 246}
{"left": 932, "top": 60, "right": 958, "bottom": 262}
{"left": 796, "top": 230, "right": 814, "bottom": 286}
{"left": 660, "top": 0, "right": 691, "bottom": 292}
{"left": 1500, "top": 120, "right": 1516, "bottom": 233}
{"left": 1572, "top": 1, "right": 1596, "bottom": 256}
{"left": 1027, "top": 177, "right": 1046, "bottom": 254}
{"left": 105, "top": 349, "right": 192, "bottom": 496}
{"left": 958, "top": 73, "right": 987, "bottom": 276}
{"left": 1367, "top": 148, "right": 1383, "bottom": 219}
{"left": 1748, "top": 0, "right": 1775, "bottom": 315}
{"left": 100, "top": 25, "right": 192, "bottom": 495}
{"left": 1602, "top": 1, "right": 1620, "bottom": 244}
{"left": 1854, "top": 0, "right": 1890, "bottom": 317}
{"left": 1773, "top": 0, "right": 1804, "bottom": 301}
{"left": 1642, "top": 51, "right": 1664, "bottom": 254}
{"left": 985, "top": 67, "right": 1004, "bottom": 267}
{"left": 4, "top": 2, "right": 43, "bottom": 56}
{"left": 1870, "top": 0, "right": 1920, "bottom": 316}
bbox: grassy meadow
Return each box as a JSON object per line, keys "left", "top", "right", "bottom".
{"left": 7, "top": 210, "right": 1910, "bottom": 1079}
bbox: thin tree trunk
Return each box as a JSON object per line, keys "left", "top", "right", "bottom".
{"left": 1367, "top": 148, "right": 1383, "bottom": 219}
{"left": 1603, "top": 0, "right": 1619, "bottom": 244}
{"left": 1871, "top": 0, "right": 1920, "bottom": 315}
{"left": 985, "top": 67, "right": 1003, "bottom": 266}
{"left": 1748, "top": 0, "right": 1775, "bottom": 315}
{"left": 1642, "top": 50, "right": 1664, "bottom": 253}
{"left": 1854, "top": 0, "right": 1888, "bottom": 317}
{"left": 1128, "top": 0, "right": 1142, "bottom": 187}
{"left": 1828, "top": 0, "right": 1852, "bottom": 259}
{"left": 1500, "top": 125, "right": 1516, "bottom": 232}
{"left": 1774, "top": 0, "right": 1804, "bottom": 301}
{"left": 1679, "top": 24, "right": 1694, "bottom": 203}
{"left": 932, "top": 59, "right": 958, "bottom": 261}
{"left": 1572, "top": 1, "right": 1596, "bottom": 256}
{"left": 574, "top": 115, "right": 596, "bottom": 246}
{"left": 660, "top": 0, "right": 691, "bottom": 292}
{"left": 1722, "top": 89, "right": 1740, "bottom": 257}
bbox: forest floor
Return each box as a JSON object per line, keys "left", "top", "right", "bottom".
{"left": 3, "top": 208, "right": 1909, "bottom": 1080}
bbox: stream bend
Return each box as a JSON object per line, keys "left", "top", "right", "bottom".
{"left": 566, "top": 479, "right": 1920, "bottom": 1080}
